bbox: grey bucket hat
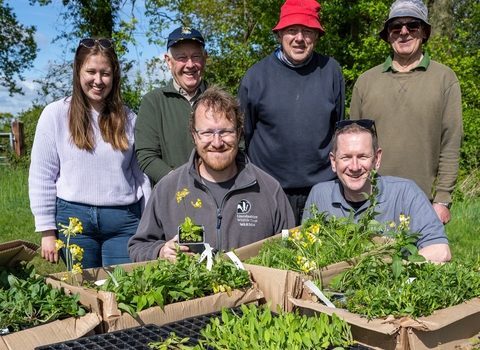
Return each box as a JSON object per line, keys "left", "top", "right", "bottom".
{"left": 379, "top": 0, "right": 431, "bottom": 43}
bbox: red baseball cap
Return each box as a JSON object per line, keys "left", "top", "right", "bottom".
{"left": 273, "top": 0, "right": 325, "bottom": 37}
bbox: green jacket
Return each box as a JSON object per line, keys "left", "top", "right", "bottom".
{"left": 135, "top": 80, "right": 205, "bottom": 184}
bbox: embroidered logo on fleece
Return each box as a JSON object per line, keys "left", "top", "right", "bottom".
{"left": 237, "top": 199, "right": 251, "bottom": 214}
{"left": 237, "top": 199, "right": 258, "bottom": 227}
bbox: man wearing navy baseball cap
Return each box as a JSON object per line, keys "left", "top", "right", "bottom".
{"left": 135, "top": 26, "right": 209, "bottom": 185}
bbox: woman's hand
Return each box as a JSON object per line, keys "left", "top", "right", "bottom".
{"left": 41, "top": 230, "right": 58, "bottom": 263}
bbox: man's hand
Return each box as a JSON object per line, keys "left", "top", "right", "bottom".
{"left": 433, "top": 203, "right": 451, "bottom": 224}
{"left": 159, "top": 234, "right": 191, "bottom": 259}
{"left": 41, "top": 230, "right": 58, "bottom": 263}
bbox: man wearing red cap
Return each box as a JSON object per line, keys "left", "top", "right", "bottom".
{"left": 238, "top": 0, "right": 345, "bottom": 226}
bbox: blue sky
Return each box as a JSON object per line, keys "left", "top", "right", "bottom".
{"left": 0, "top": 0, "right": 167, "bottom": 116}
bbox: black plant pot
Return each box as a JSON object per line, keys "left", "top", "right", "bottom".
{"left": 178, "top": 225, "right": 205, "bottom": 254}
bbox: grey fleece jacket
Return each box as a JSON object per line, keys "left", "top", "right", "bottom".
{"left": 128, "top": 149, "right": 295, "bottom": 262}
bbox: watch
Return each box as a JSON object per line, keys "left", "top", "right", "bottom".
{"left": 434, "top": 202, "right": 452, "bottom": 209}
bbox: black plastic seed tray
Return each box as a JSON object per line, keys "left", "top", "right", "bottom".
{"left": 160, "top": 306, "right": 244, "bottom": 341}
{"left": 160, "top": 307, "right": 374, "bottom": 350}
{"left": 34, "top": 324, "right": 197, "bottom": 350}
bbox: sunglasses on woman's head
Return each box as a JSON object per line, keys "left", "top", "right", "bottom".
{"left": 79, "top": 38, "right": 113, "bottom": 49}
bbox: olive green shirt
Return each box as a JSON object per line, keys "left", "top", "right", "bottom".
{"left": 350, "top": 53, "right": 463, "bottom": 203}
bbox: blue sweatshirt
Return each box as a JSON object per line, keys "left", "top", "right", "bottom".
{"left": 238, "top": 52, "right": 345, "bottom": 189}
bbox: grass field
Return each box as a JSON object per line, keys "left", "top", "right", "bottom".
{"left": 1, "top": 166, "right": 479, "bottom": 275}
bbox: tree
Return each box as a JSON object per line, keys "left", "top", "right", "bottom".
{"left": 0, "top": 0, "right": 37, "bottom": 96}
{"left": 145, "top": 0, "right": 479, "bottom": 196}
{"left": 29, "top": 0, "right": 154, "bottom": 112}
{"left": 0, "top": 112, "right": 13, "bottom": 132}
{"left": 427, "top": 0, "right": 453, "bottom": 38}
{"left": 145, "top": 0, "right": 283, "bottom": 94}
{"left": 29, "top": 0, "right": 138, "bottom": 55}
{"left": 427, "top": 0, "right": 480, "bottom": 179}
{"left": 145, "top": 0, "right": 392, "bottom": 102}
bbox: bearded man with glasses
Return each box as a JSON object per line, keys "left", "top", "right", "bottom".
{"left": 303, "top": 120, "right": 451, "bottom": 263}
{"left": 349, "top": 0, "right": 463, "bottom": 225}
{"left": 128, "top": 86, "right": 295, "bottom": 262}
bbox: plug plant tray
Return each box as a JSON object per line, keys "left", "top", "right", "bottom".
{"left": 35, "top": 308, "right": 374, "bottom": 350}
{"left": 160, "top": 306, "right": 244, "bottom": 340}
{"left": 160, "top": 307, "right": 374, "bottom": 350}
{"left": 34, "top": 324, "right": 197, "bottom": 350}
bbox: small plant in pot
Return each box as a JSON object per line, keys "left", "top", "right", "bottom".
{"left": 176, "top": 188, "right": 205, "bottom": 254}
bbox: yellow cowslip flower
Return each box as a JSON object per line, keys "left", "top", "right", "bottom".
{"left": 389, "top": 221, "right": 396, "bottom": 228}
{"left": 399, "top": 214, "right": 411, "bottom": 230}
{"left": 307, "top": 232, "right": 317, "bottom": 244}
{"left": 176, "top": 188, "right": 190, "bottom": 203}
{"left": 303, "top": 243, "right": 308, "bottom": 248}
{"left": 55, "top": 239, "right": 65, "bottom": 251}
{"left": 290, "top": 229, "right": 303, "bottom": 241}
{"left": 68, "top": 217, "right": 83, "bottom": 235}
{"left": 309, "top": 223, "right": 321, "bottom": 235}
{"left": 71, "top": 262, "right": 83, "bottom": 275}
{"left": 69, "top": 244, "right": 84, "bottom": 261}
{"left": 191, "top": 198, "right": 202, "bottom": 208}
{"left": 58, "top": 217, "right": 83, "bottom": 237}
{"left": 60, "top": 274, "right": 69, "bottom": 282}
{"left": 297, "top": 256, "right": 317, "bottom": 273}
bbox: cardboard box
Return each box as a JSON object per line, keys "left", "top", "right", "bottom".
{"left": 290, "top": 293, "right": 480, "bottom": 350}
{"left": 232, "top": 233, "right": 284, "bottom": 261}
{"left": 0, "top": 242, "right": 101, "bottom": 350}
{"left": 0, "top": 312, "right": 101, "bottom": 350}
{"left": 46, "top": 260, "right": 265, "bottom": 333}
{"left": 0, "top": 240, "right": 39, "bottom": 266}
{"left": 243, "top": 263, "right": 316, "bottom": 313}
{"left": 232, "top": 231, "right": 391, "bottom": 288}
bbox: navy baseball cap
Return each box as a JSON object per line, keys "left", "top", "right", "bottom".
{"left": 167, "top": 26, "right": 205, "bottom": 49}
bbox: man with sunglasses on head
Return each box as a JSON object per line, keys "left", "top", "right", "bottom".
{"left": 128, "top": 86, "right": 295, "bottom": 262}
{"left": 349, "top": 0, "right": 463, "bottom": 225}
{"left": 303, "top": 120, "right": 451, "bottom": 263}
{"left": 135, "top": 26, "right": 209, "bottom": 185}
{"left": 238, "top": 0, "right": 345, "bottom": 226}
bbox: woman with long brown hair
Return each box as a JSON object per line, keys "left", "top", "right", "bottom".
{"left": 29, "top": 38, "right": 151, "bottom": 268}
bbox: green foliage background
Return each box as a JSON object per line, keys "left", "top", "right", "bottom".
{"left": 2, "top": 0, "right": 479, "bottom": 197}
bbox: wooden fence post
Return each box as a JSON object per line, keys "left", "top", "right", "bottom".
{"left": 12, "top": 120, "right": 25, "bottom": 157}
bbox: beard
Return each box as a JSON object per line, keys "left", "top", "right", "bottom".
{"left": 197, "top": 144, "right": 238, "bottom": 172}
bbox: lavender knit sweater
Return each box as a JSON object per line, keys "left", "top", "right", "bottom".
{"left": 29, "top": 97, "right": 151, "bottom": 232}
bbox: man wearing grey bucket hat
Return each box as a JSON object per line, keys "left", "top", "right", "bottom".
{"left": 349, "top": 0, "right": 463, "bottom": 225}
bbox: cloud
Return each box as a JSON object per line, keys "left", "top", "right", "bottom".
{"left": 0, "top": 80, "right": 40, "bottom": 117}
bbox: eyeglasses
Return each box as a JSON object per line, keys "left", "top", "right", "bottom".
{"left": 79, "top": 38, "right": 113, "bottom": 49}
{"left": 283, "top": 27, "right": 317, "bottom": 39}
{"left": 388, "top": 20, "right": 422, "bottom": 34}
{"left": 195, "top": 128, "right": 238, "bottom": 142}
